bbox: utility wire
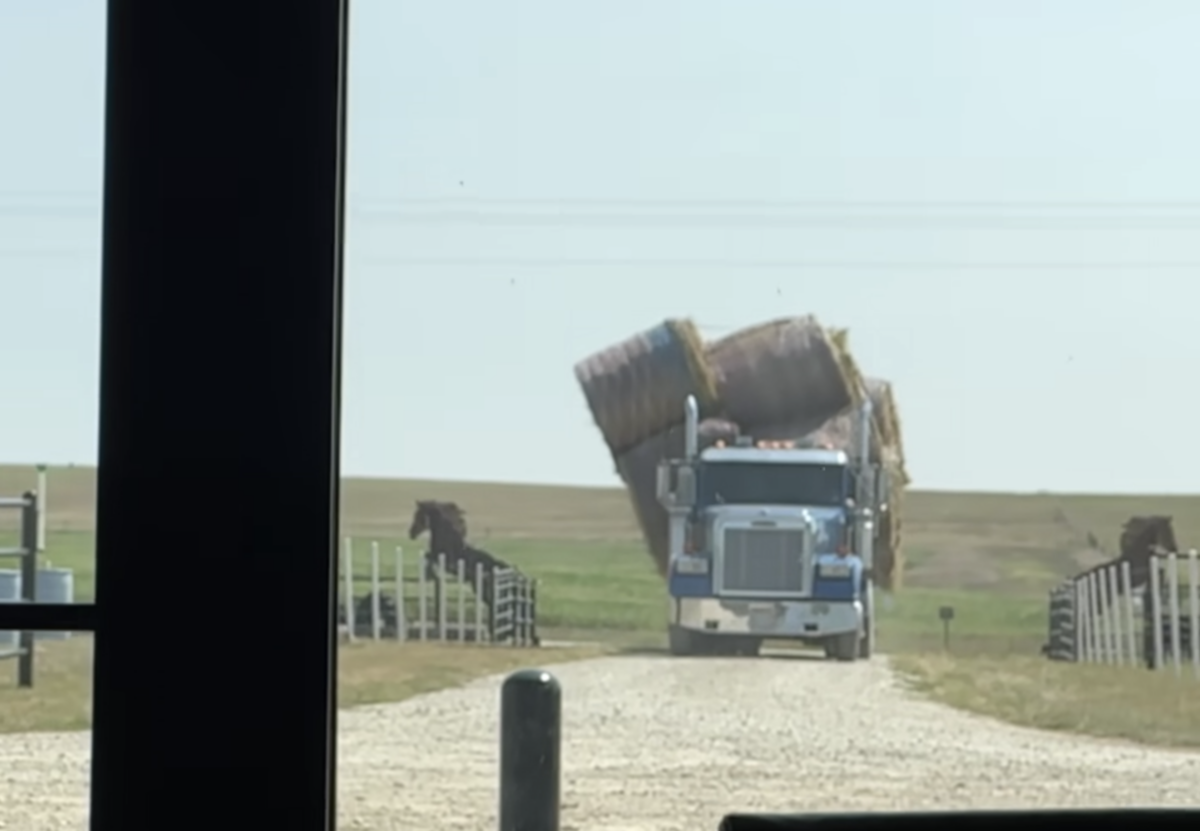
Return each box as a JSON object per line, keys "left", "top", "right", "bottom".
{"left": 11, "top": 193, "right": 1200, "bottom": 212}
{"left": 7, "top": 248, "right": 1200, "bottom": 269}
{"left": 356, "top": 256, "right": 1200, "bottom": 271}
{"left": 9, "top": 206, "right": 1200, "bottom": 231}
{"left": 6, "top": 248, "right": 1200, "bottom": 270}
{"left": 344, "top": 211, "right": 1200, "bottom": 230}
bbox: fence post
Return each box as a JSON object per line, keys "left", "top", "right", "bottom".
{"left": 1097, "top": 571, "right": 1112, "bottom": 663}
{"left": 1087, "top": 572, "right": 1102, "bottom": 662}
{"left": 1075, "top": 577, "right": 1089, "bottom": 662}
{"left": 499, "top": 669, "right": 561, "bottom": 831}
{"left": 1168, "top": 552, "right": 1182, "bottom": 676}
{"left": 1150, "top": 555, "right": 1164, "bottom": 671}
{"left": 1106, "top": 565, "right": 1123, "bottom": 665}
{"left": 417, "top": 554, "right": 428, "bottom": 642}
{"left": 437, "top": 553, "right": 448, "bottom": 642}
{"left": 1188, "top": 550, "right": 1199, "bottom": 679}
{"left": 395, "top": 546, "right": 406, "bottom": 642}
{"left": 17, "top": 492, "right": 37, "bottom": 688}
{"left": 491, "top": 570, "right": 502, "bottom": 645}
{"left": 456, "top": 559, "right": 466, "bottom": 643}
{"left": 522, "top": 578, "right": 532, "bottom": 646}
{"left": 342, "top": 537, "right": 356, "bottom": 642}
{"left": 530, "top": 579, "right": 540, "bottom": 647}
{"left": 35, "top": 466, "right": 47, "bottom": 553}
{"left": 370, "top": 541, "right": 382, "bottom": 641}
{"left": 475, "top": 562, "right": 485, "bottom": 643}
{"left": 1121, "top": 561, "right": 1137, "bottom": 665}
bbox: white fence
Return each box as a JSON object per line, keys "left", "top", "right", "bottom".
{"left": 339, "top": 539, "right": 538, "bottom": 647}
{"left": 1068, "top": 550, "right": 1199, "bottom": 677}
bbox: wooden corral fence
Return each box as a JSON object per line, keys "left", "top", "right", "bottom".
{"left": 338, "top": 539, "right": 539, "bottom": 647}
{"left": 1044, "top": 549, "right": 1200, "bottom": 677}
{"left": 0, "top": 492, "right": 39, "bottom": 687}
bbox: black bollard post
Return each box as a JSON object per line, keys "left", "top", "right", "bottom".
{"left": 499, "top": 668, "right": 561, "bottom": 831}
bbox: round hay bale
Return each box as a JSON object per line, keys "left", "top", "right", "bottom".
{"left": 705, "top": 316, "right": 862, "bottom": 433}
{"left": 874, "top": 476, "right": 904, "bottom": 591}
{"left": 864, "top": 377, "right": 908, "bottom": 485}
{"left": 615, "top": 419, "right": 740, "bottom": 578}
{"left": 575, "top": 319, "right": 718, "bottom": 456}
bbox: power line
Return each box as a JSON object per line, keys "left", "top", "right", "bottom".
{"left": 7, "top": 248, "right": 1200, "bottom": 270}
{"left": 341, "top": 211, "right": 1200, "bottom": 230}
{"left": 15, "top": 208, "right": 1200, "bottom": 231}
{"left": 351, "top": 197, "right": 1200, "bottom": 211}
{"left": 358, "top": 256, "right": 1200, "bottom": 271}
{"left": 12, "top": 194, "right": 1200, "bottom": 213}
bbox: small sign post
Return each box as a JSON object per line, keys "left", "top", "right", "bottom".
{"left": 938, "top": 605, "right": 955, "bottom": 652}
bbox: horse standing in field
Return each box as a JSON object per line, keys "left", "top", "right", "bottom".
{"left": 407, "top": 499, "right": 512, "bottom": 616}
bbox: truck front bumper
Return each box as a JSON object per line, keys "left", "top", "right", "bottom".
{"left": 672, "top": 596, "right": 862, "bottom": 639}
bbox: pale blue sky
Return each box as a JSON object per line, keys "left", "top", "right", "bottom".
{"left": 3, "top": 1, "right": 1200, "bottom": 493}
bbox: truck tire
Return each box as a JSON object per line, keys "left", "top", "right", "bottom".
{"left": 668, "top": 624, "right": 698, "bottom": 656}
{"left": 858, "top": 619, "right": 873, "bottom": 659}
{"left": 830, "top": 631, "right": 858, "bottom": 662}
{"left": 721, "top": 636, "right": 761, "bottom": 657}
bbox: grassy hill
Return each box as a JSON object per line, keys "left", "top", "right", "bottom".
{"left": 2, "top": 463, "right": 1199, "bottom": 742}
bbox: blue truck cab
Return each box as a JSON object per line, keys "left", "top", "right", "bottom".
{"left": 656, "top": 395, "right": 887, "bottom": 661}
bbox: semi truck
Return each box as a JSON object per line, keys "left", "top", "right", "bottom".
{"left": 655, "top": 394, "right": 890, "bottom": 660}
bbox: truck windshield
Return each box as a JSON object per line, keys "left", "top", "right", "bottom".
{"left": 698, "top": 462, "right": 846, "bottom": 507}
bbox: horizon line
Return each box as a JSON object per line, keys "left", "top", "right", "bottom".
{"left": 3, "top": 463, "right": 1197, "bottom": 499}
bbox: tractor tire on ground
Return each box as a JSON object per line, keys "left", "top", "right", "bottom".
{"left": 1044, "top": 580, "right": 1078, "bottom": 662}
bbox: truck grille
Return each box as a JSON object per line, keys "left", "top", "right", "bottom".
{"left": 720, "top": 527, "right": 807, "bottom": 594}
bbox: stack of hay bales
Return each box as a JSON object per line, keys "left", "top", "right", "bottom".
{"left": 782, "top": 375, "right": 907, "bottom": 590}
{"left": 704, "top": 316, "right": 863, "bottom": 438}
{"left": 574, "top": 319, "right": 720, "bottom": 577}
{"left": 574, "top": 314, "right": 908, "bottom": 588}
{"left": 864, "top": 378, "right": 908, "bottom": 591}
{"left": 574, "top": 319, "right": 717, "bottom": 456}
{"left": 615, "top": 418, "right": 740, "bottom": 577}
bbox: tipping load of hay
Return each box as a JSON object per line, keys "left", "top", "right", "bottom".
{"left": 574, "top": 319, "right": 718, "bottom": 457}
{"left": 705, "top": 316, "right": 863, "bottom": 436}
{"left": 864, "top": 377, "right": 908, "bottom": 486}
{"left": 614, "top": 419, "right": 740, "bottom": 578}
{"left": 574, "top": 312, "right": 909, "bottom": 590}
{"left": 760, "top": 376, "right": 907, "bottom": 591}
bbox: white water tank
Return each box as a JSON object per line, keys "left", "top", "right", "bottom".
{"left": 0, "top": 569, "right": 21, "bottom": 650}
{"left": 35, "top": 567, "right": 75, "bottom": 641}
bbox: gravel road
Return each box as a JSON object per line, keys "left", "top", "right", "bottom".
{"left": 5, "top": 654, "right": 1200, "bottom": 830}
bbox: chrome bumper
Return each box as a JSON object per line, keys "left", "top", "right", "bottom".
{"left": 672, "top": 597, "right": 861, "bottom": 638}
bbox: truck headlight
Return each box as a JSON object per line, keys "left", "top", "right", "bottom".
{"left": 674, "top": 556, "right": 709, "bottom": 575}
{"left": 818, "top": 562, "right": 852, "bottom": 579}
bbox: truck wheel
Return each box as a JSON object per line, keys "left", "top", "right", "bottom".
{"left": 831, "top": 632, "right": 858, "bottom": 662}
{"left": 722, "top": 636, "right": 760, "bottom": 657}
{"left": 858, "top": 618, "right": 873, "bottom": 659}
{"left": 668, "top": 625, "right": 696, "bottom": 656}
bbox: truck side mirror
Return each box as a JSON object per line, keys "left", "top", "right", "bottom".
{"left": 656, "top": 463, "right": 671, "bottom": 503}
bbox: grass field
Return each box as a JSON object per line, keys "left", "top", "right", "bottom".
{"left": 0, "top": 463, "right": 1197, "bottom": 743}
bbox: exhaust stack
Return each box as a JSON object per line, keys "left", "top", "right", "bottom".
{"left": 684, "top": 395, "right": 699, "bottom": 459}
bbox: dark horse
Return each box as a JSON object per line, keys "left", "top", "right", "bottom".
{"left": 1076, "top": 514, "right": 1177, "bottom": 591}
{"left": 407, "top": 500, "right": 511, "bottom": 607}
